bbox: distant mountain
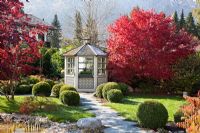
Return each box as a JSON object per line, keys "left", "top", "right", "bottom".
{"left": 117, "top": 0, "right": 196, "bottom": 16}
{"left": 22, "top": 0, "right": 198, "bottom": 38}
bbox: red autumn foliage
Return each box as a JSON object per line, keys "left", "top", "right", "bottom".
{"left": 176, "top": 91, "right": 200, "bottom": 133}
{"left": 0, "top": 0, "right": 47, "bottom": 100}
{"left": 107, "top": 9, "right": 198, "bottom": 83}
{"left": 0, "top": 0, "right": 47, "bottom": 81}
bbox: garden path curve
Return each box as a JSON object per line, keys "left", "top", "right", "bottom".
{"left": 80, "top": 93, "right": 149, "bottom": 133}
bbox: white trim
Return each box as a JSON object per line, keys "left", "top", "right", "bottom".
{"left": 94, "top": 56, "right": 98, "bottom": 90}
{"left": 64, "top": 57, "right": 67, "bottom": 84}
{"left": 74, "top": 56, "right": 79, "bottom": 89}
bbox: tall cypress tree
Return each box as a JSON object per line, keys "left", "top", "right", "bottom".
{"left": 179, "top": 9, "right": 186, "bottom": 29}
{"left": 173, "top": 11, "right": 179, "bottom": 30}
{"left": 186, "top": 12, "right": 198, "bottom": 37}
{"left": 51, "top": 14, "right": 62, "bottom": 48}
{"left": 74, "top": 11, "right": 83, "bottom": 45}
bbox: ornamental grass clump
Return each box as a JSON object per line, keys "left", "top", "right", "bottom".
{"left": 137, "top": 101, "right": 168, "bottom": 129}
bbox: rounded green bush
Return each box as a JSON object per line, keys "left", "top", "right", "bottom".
{"left": 137, "top": 101, "right": 168, "bottom": 129}
{"left": 51, "top": 83, "right": 64, "bottom": 97}
{"left": 59, "top": 90, "right": 80, "bottom": 106}
{"left": 16, "top": 84, "right": 32, "bottom": 94}
{"left": 107, "top": 89, "right": 123, "bottom": 103}
{"left": 44, "top": 79, "right": 55, "bottom": 88}
{"left": 96, "top": 83, "right": 106, "bottom": 98}
{"left": 28, "top": 77, "right": 40, "bottom": 84}
{"left": 119, "top": 83, "right": 128, "bottom": 95}
{"left": 32, "top": 82, "right": 51, "bottom": 96}
{"left": 102, "top": 82, "right": 121, "bottom": 100}
{"left": 60, "top": 85, "right": 77, "bottom": 94}
{"left": 174, "top": 110, "right": 184, "bottom": 123}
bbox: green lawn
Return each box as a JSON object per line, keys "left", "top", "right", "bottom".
{"left": 0, "top": 96, "right": 94, "bottom": 122}
{"left": 106, "top": 95, "right": 186, "bottom": 122}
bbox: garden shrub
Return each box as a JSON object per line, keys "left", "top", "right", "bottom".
{"left": 15, "top": 84, "right": 32, "bottom": 94}
{"left": 174, "top": 110, "right": 184, "bottom": 123}
{"left": 51, "top": 51, "right": 64, "bottom": 77}
{"left": 176, "top": 93, "right": 200, "bottom": 132}
{"left": 107, "top": 89, "right": 123, "bottom": 103}
{"left": 137, "top": 101, "right": 168, "bottom": 129}
{"left": 59, "top": 90, "right": 80, "bottom": 106}
{"left": 44, "top": 79, "right": 55, "bottom": 88}
{"left": 29, "top": 75, "right": 43, "bottom": 82}
{"left": 27, "top": 76, "right": 40, "bottom": 84}
{"left": 60, "top": 85, "right": 77, "bottom": 94}
{"left": 138, "top": 81, "right": 155, "bottom": 94}
{"left": 102, "top": 82, "right": 121, "bottom": 100}
{"left": 171, "top": 53, "right": 200, "bottom": 95}
{"left": 191, "top": 82, "right": 200, "bottom": 95}
{"left": 119, "top": 83, "right": 128, "bottom": 95}
{"left": 96, "top": 83, "right": 105, "bottom": 98}
{"left": 19, "top": 97, "right": 37, "bottom": 114}
{"left": 32, "top": 82, "right": 51, "bottom": 96}
{"left": 51, "top": 83, "right": 64, "bottom": 97}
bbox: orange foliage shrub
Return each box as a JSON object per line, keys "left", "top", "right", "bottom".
{"left": 176, "top": 91, "right": 200, "bottom": 133}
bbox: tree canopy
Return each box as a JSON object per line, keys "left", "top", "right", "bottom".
{"left": 108, "top": 9, "right": 198, "bottom": 83}
{"left": 0, "top": 0, "right": 47, "bottom": 100}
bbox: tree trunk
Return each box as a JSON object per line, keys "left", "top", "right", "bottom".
{"left": 9, "top": 79, "right": 15, "bottom": 101}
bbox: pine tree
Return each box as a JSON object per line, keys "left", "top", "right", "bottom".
{"left": 74, "top": 11, "right": 83, "bottom": 45}
{"left": 186, "top": 12, "right": 198, "bottom": 37}
{"left": 51, "top": 14, "right": 62, "bottom": 48}
{"left": 173, "top": 11, "right": 179, "bottom": 30}
{"left": 179, "top": 9, "right": 186, "bottom": 29}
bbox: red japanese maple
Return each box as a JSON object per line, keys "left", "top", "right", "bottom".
{"left": 108, "top": 9, "right": 198, "bottom": 83}
{"left": 0, "top": 0, "right": 47, "bottom": 100}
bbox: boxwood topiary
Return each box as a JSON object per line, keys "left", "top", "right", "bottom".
{"left": 60, "top": 85, "right": 77, "bottom": 94}
{"left": 59, "top": 90, "right": 80, "bottom": 106}
{"left": 44, "top": 79, "right": 55, "bottom": 89}
{"left": 107, "top": 89, "right": 123, "bottom": 103}
{"left": 51, "top": 83, "right": 64, "bottom": 97}
{"left": 119, "top": 83, "right": 128, "bottom": 95}
{"left": 102, "top": 82, "right": 121, "bottom": 100}
{"left": 32, "top": 82, "right": 51, "bottom": 96}
{"left": 96, "top": 83, "right": 106, "bottom": 98}
{"left": 137, "top": 101, "right": 168, "bottom": 129}
{"left": 16, "top": 84, "right": 32, "bottom": 94}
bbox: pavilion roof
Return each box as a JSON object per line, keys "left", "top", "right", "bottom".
{"left": 63, "top": 44, "right": 107, "bottom": 56}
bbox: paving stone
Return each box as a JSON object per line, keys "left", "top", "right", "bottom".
{"left": 80, "top": 93, "right": 149, "bottom": 133}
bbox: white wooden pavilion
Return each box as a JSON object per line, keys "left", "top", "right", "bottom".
{"left": 63, "top": 43, "right": 107, "bottom": 92}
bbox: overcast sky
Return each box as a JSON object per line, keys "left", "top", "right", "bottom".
{"left": 21, "top": 0, "right": 196, "bottom": 38}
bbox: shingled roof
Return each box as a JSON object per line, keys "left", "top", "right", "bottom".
{"left": 63, "top": 44, "right": 107, "bottom": 56}
{"left": 19, "top": 14, "right": 54, "bottom": 29}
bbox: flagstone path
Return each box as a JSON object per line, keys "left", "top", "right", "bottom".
{"left": 80, "top": 93, "right": 150, "bottom": 133}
